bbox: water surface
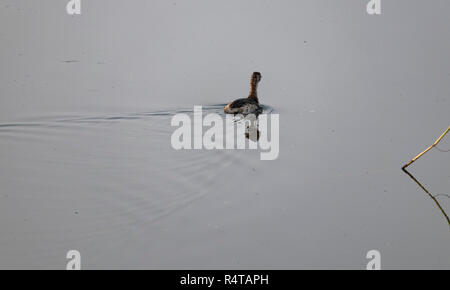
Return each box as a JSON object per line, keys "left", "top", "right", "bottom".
{"left": 0, "top": 0, "right": 449, "bottom": 269}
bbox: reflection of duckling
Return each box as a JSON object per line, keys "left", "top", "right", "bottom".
{"left": 245, "top": 129, "right": 260, "bottom": 141}
{"left": 244, "top": 114, "right": 260, "bottom": 141}
{"left": 224, "top": 72, "right": 263, "bottom": 115}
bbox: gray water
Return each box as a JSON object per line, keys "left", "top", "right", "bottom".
{"left": 0, "top": 0, "right": 449, "bottom": 269}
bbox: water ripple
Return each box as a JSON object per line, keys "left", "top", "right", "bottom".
{"left": 0, "top": 106, "right": 256, "bottom": 249}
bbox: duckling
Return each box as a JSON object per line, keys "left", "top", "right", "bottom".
{"left": 224, "top": 72, "right": 263, "bottom": 115}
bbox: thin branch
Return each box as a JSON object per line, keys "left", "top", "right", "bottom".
{"left": 402, "top": 126, "right": 450, "bottom": 170}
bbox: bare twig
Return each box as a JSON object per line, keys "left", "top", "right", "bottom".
{"left": 402, "top": 126, "right": 450, "bottom": 170}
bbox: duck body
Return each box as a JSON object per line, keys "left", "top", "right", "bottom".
{"left": 224, "top": 98, "right": 262, "bottom": 115}
{"left": 224, "top": 72, "right": 262, "bottom": 115}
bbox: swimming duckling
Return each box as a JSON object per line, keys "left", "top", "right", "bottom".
{"left": 224, "top": 72, "right": 263, "bottom": 115}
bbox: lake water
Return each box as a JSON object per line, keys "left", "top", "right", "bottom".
{"left": 0, "top": 0, "right": 449, "bottom": 269}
